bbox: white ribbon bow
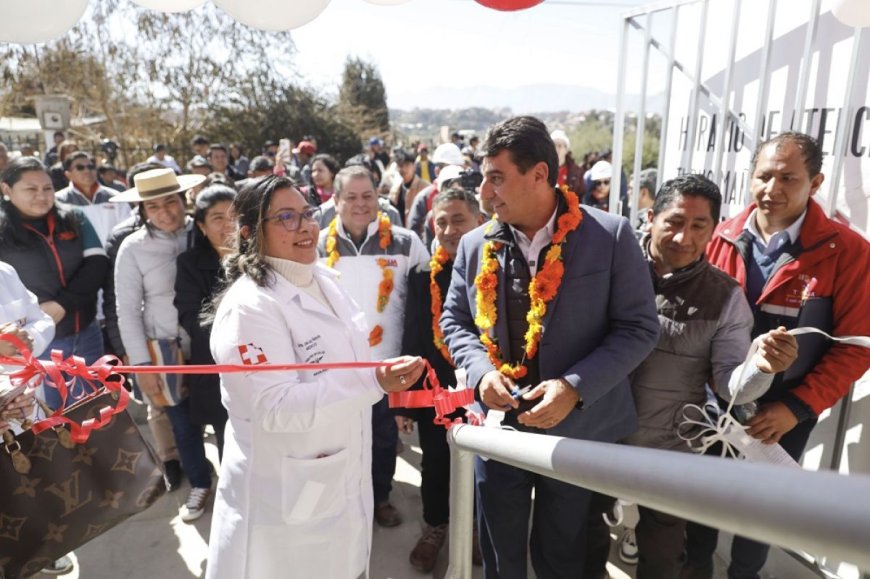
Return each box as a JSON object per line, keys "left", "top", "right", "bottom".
{"left": 677, "top": 327, "right": 870, "bottom": 460}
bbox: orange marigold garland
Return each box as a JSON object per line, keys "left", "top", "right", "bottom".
{"left": 473, "top": 186, "right": 582, "bottom": 379}
{"left": 375, "top": 258, "right": 395, "bottom": 313}
{"left": 368, "top": 325, "right": 383, "bottom": 347}
{"left": 430, "top": 245, "right": 454, "bottom": 365}
{"left": 325, "top": 213, "right": 394, "bottom": 348}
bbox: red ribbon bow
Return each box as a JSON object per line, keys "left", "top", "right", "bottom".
{"left": 1, "top": 333, "right": 477, "bottom": 439}
{"left": 0, "top": 333, "right": 130, "bottom": 443}
{"left": 387, "top": 362, "right": 479, "bottom": 428}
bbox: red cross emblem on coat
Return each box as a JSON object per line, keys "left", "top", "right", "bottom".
{"left": 238, "top": 343, "right": 268, "bottom": 365}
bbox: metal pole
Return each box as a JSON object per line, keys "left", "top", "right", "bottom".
{"left": 682, "top": 0, "right": 710, "bottom": 172}
{"left": 792, "top": 0, "right": 822, "bottom": 133}
{"left": 656, "top": 4, "right": 680, "bottom": 185}
{"left": 610, "top": 14, "right": 631, "bottom": 216}
{"left": 826, "top": 27, "right": 864, "bottom": 218}
{"left": 630, "top": 11, "right": 653, "bottom": 228}
{"left": 752, "top": 0, "right": 777, "bottom": 148}
{"left": 445, "top": 426, "right": 475, "bottom": 579}
{"left": 449, "top": 425, "right": 870, "bottom": 570}
{"left": 748, "top": 0, "right": 778, "bottom": 205}
{"left": 830, "top": 384, "right": 857, "bottom": 472}
{"left": 712, "top": 0, "right": 742, "bottom": 187}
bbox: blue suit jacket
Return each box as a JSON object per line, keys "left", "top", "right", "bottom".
{"left": 441, "top": 204, "right": 659, "bottom": 443}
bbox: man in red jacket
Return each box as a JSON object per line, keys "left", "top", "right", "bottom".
{"left": 685, "top": 132, "right": 870, "bottom": 579}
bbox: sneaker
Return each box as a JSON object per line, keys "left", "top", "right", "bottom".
{"left": 180, "top": 486, "right": 212, "bottom": 522}
{"left": 409, "top": 523, "right": 448, "bottom": 572}
{"left": 164, "top": 459, "right": 183, "bottom": 492}
{"left": 374, "top": 501, "right": 402, "bottom": 527}
{"left": 618, "top": 528, "right": 638, "bottom": 565}
{"left": 42, "top": 554, "right": 75, "bottom": 575}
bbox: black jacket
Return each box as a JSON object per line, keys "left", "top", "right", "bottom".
{"left": 0, "top": 205, "right": 108, "bottom": 339}
{"left": 400, "top": 260, "right": 464, "bottom": 422}
{"left": 174, "top": 243, "right": 228, "bottom": 426}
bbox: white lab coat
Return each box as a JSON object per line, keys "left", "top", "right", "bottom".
{"left": 207, "top": 264, "right": 384, "bottom": 579}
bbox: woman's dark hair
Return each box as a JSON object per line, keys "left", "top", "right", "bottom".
{"left": 0, "top": 157, "right": 78, "bottom": 247}
{"left": 194, "top": 185, "right": 237, "bottom": 224}
{"left": 205, "top": 175, "right": 300, "bottom": 320}
{"left": 192, "top": 185, "right": 237, "bottom": 249}
{"left": 1, "top": 156, "right": 46, "bottom": 188}
{"left": 311, "top": 154, "right": 340, "bottom": 182}
{"left": 223, "top": 175, "right": 298, "bottom": 289}
{"left": 137, "top": 193, "right": 187, "bottom": 236}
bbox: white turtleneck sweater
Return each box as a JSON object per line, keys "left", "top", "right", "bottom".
{"left": 264, "top": 256, "right": 334, "bottom": 314}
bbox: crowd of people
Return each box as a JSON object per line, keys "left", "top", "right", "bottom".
{"left": 1, "top": 118, "right": 868, "bottom": 579}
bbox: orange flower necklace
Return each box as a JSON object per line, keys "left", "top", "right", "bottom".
{"left": 473, "top": 186, "right": 582, "bottom": 379}
{"left": 429, "top": 245, "right": 454, "bottom": 365}
{"left": 325, "top": 212, "right": 393, "bottom": 346}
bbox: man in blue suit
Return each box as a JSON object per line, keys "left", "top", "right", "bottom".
{"left": 441, "top": 116, "right": 659, "bottom": 579}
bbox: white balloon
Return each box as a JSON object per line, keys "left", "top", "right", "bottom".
{"left": 0, "top": 0, "right": 88, "bottom": 44}
{"left": 215, "top": 0, "right": 332, "bottom": 31}
{"left": 132, "top": 0, "right": 206, "bottom": 13}
{"left": 832, "top": 0, "right": 870, "bottom": 27}
{"left": 364, "top": 0, "right": 411, "bottom": 5}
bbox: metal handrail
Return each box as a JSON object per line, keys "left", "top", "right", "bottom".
{"left": 444, "top": 424, "right": 870, "bottom": 578}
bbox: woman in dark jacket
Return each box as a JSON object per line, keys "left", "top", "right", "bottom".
{"left": 0, "top": 157, "right": 108, "bottom": 410}
{"left": 174, "top": 185, "right": 236, "bottom": 459}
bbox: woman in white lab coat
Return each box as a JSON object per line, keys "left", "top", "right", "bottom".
{"left": 0, "top": 261, "right": 49, "bottom": 428}
{"left": 208, "top": 175, "right": 423, "bottom": 579}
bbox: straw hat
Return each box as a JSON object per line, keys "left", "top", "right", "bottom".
{"left": 110, "top": 168, "right": 206, "bottom": 203}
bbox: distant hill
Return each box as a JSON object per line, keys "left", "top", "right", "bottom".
{"left": 389, "top": 108, "right": 596, "bottom": 140}
{"left": 389, "top": 83, "right": 662, "bottom": 114}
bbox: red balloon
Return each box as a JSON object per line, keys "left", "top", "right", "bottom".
{"left": 475, "top": 0, "right": 544, "bottom": 12}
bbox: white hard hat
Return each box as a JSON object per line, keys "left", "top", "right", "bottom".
{"left": 550, "top": 129, "right": 570, "bottom": 148}
{"left": 432, "top": 143, "right": 465, "bottom": 166}
{"left": 589, "top": 160, "right": 613, "bottom": 181}
{"left": 436, "top": 164, "right": 465, "bottom": 190}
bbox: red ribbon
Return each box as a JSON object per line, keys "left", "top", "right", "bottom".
{"left": 1, "top": 333, "right": 128, "bottom": 443}
{"left": 0, "top": 334, "right": 477, "bottom": 441}
{"left": 387, "top": 362, "right": 480, "bottom": 428}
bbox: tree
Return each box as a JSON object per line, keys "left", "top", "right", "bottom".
{"left": 337, "top": 57, "right": 390, "bottom": 140}
{"left": 0, "top": 0, "right": 295, "bottom": 167}
{"left": 566, "top": 110, "right": 661, "bottom": 174}
{"left": 204, "top": 81, "right": 361, "bottom": 165}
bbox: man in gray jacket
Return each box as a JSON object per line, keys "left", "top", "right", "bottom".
{"left": 586, "top": 174, "right": 798, "bottom": 579}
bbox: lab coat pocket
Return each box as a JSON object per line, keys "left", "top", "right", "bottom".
{"left": 281, "top": 448, "right": 349, "bottom": 524}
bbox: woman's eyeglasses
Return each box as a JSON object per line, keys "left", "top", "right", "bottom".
{"left": 594, "top": 179, "right": 611, "bottom": 187}
{"left": 262, "top": 207, "right": 321, "bottom": 232}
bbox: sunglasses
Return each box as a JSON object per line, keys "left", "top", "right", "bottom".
{"left": 594, "top": 179, "right": 611, "bottom": 187}
{"left": 262, "top": 207, "right": 321, "bottom": 232}
{"left": 72, "top": 163, "right": 97, "bottom": 171}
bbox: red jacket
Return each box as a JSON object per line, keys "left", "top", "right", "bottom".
{"left": 707, "top": 199, "right": 870, "bottom": 415}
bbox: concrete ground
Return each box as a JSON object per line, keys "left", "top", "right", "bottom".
{"left": 32, "top": 413, "right": 729, "bottom": 579}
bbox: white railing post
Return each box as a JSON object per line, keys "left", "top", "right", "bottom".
{"left": 448, "top": 425, "right": 870, "bottom": 571}
{"left": 445, "top": 424, "right": 475, "bottom": 579}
